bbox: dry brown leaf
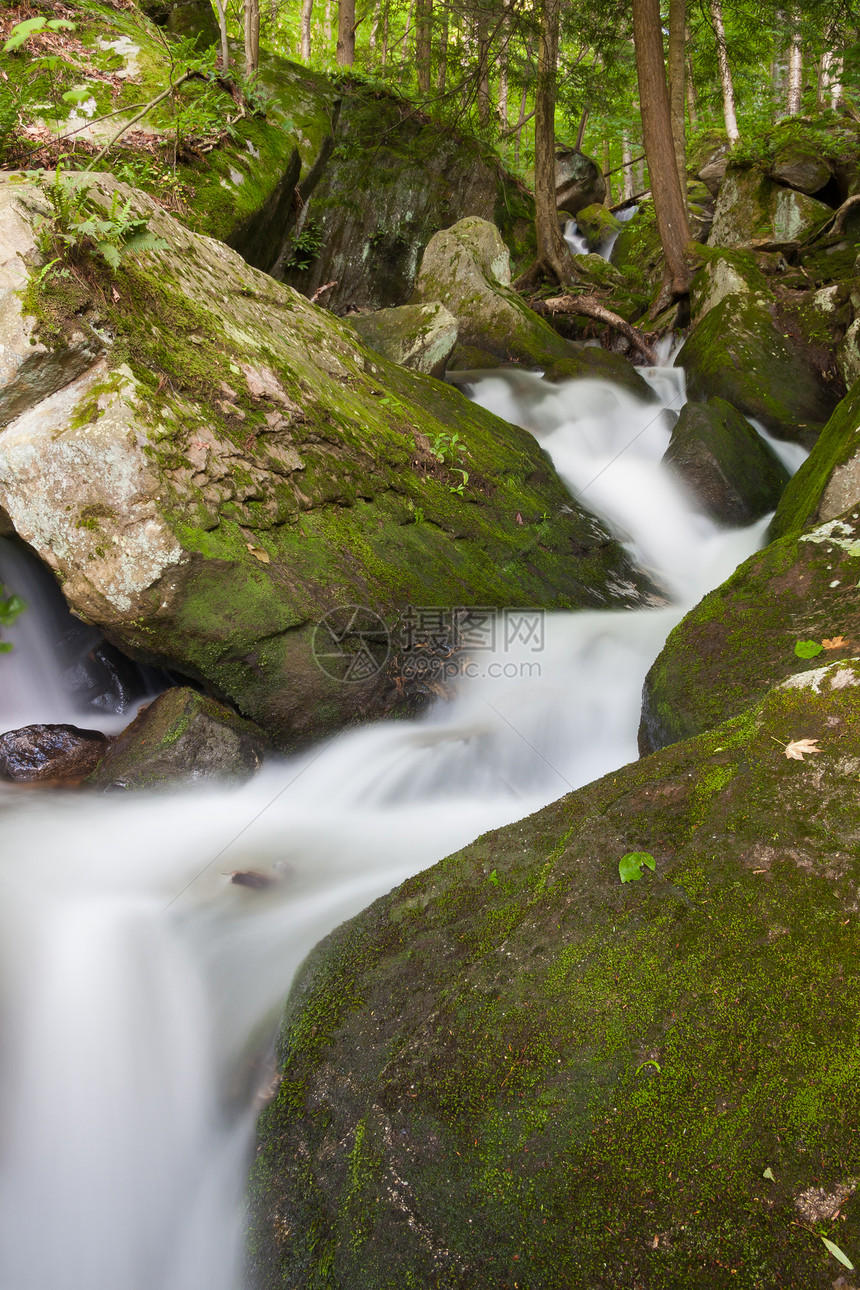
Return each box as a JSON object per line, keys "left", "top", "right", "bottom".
{"left": 822, "top": 636, "right": 849, "bottom": 650}
{"left": 784, "top": 738, "right": 822, "bottom": 761}
{"left": 246, "top": 544, "right": 270, "bottom": 563}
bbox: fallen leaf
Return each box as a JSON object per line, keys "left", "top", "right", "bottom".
{"left": 822, "top": 636, "right": 849, "bottom": 650}
{"left": 784, "top": 738, "right": 822, "bottom": 761}
{"left": 763, "top": 1167, "right": 775, "bottom": 1181}
{"left": 820, "top": 1235, "right": 855, "bottom": 1271}
{"left": 515, "top": 512, "right": 523, "bottom": 525}
{"left": 795, "top": 639, "right": 823, "bottom": 659}
{"left": 111, "top": 286, "right": 120, "bottom": 302}
{"left": 246, "top": 544, "right": 270, "bottom": 563}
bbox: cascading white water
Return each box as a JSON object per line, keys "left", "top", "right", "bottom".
{"left": 0, "top": 365, "right": 786, "bottom": 1290}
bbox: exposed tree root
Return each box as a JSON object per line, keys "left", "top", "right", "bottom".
{"left": 536, "top": 293, "right": 660, "bottom": 364}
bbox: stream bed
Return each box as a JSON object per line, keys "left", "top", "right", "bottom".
{"left": 0, "top": 364, "right": 788, "bottom": 1289}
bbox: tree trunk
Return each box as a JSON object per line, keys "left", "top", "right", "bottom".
{"left": 603, "top": 138, "right": 612, "bottom": 203}
{"left": 336, "top": 0, "right": 355, "bottom": 65}
{"left": 213, "top": 0, "right": 229, "bottom": 70}
{"left": 498, "top": 29, "right": 509, "bottom": 126}
{"left": 324, "top": 0, "right": 332, "bottom": 51}
{"left": 621, "top": 131, "right": 634, "bottom": 200}
{"left": 300, "top": 0, "right": 313, "bottom": 61}
{"left": 532, "top": 0, "right": 575, "bottom": 283}
{"left": 632, "top": 0, "right": 691, "bottom": 303}
{"left": 476, "top": 10, "right": 491, "bottom": 126}
{"left": 436, "top": 3, "right": 448, "bottom": 89}
{"left": 574, "top": 107, "right": 588, "bottom": 151}
{"left": 787, "top": 11, "right": 803, "bottom": 115}
{"left": 711, "top": 0, "right": 739, "bottom": 143}
{"left": 244, "top": 0, "right": 260, "bottom": 75}
{"left": 416, "top": 0, "right": 432, "bottom": 92}
{"left": 398, "top": 0, "right": 415, "bottom": 82}
{"left": 667, "top": 0, "right": 686, "bottom": 194}
{"left": 820, "top": 49, "right": 843, "bottom": 109}
{"left": 685, "top": 42, "right": 698, "bottom": 127}
{"left": 514, "top": 82, "right": 528, "bottom": 166}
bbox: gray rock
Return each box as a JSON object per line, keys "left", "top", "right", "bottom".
{"left": 768, "top": 146, "right": 832, "bottom": 195}
{"left": 554, "top": 149, "right": 606, "bottom": 214}
{"left": 663, "top": 398, "right": 789, "bottom": 525}
{"left": 710, "top": 164, "right": 832, "bottom": 248}
{"left": 86, "top": 688, "right": 266, "bottom": 790}
{"left": 0, "top": 723, "right": 108, "bottom": 783}
{"left": 349, "top": 302, "right": 458, "bottom": 377}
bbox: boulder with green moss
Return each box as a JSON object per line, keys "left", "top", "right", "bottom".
{"left": 609, "top": 201, "right": 664, "bottom": 295}
{"left": 0, "top": 174, "right": 656, "bottom": 749}
{"left": 710, "top": 164, "right": 832, "bottom": 248}
{"left": 87, "top": 686, "right": 267, "bottom": 789}
{"left": 639, "top": 497, "right": 860, "bottom": 754}
{"left": 678, "top": 294, "right": 839, "bottom": 446}
{"left": 411, "top": 217, "right": 655, "bottom": 398}
{"left": 770, "top": 381, "right": 860, "bottom": 541}
{"left": 570, "top": 202, "right": 621, "bottom": 253}
{"left": 554, "top": 149, "right": 605, "bottom": 214}
{"left": 663, "top": 398, "right": 789, "bottom": 526}
{"left": 689, "top": 250, "right": 769, "bottom": 321}
{"left": 767, "top": 145, "right": 832, "bottom": 195}
{"left": 248, "top": 658, "right": 860, "bottom": 1290}
{"left": 347, "top": 302, "right": 458, "bottom": 377}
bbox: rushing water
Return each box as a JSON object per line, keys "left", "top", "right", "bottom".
{"left": 0, "top": 365, "right": 780, "bottom": 1290}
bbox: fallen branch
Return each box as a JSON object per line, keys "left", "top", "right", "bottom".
{"left": 539, "top": 293, "right": 659, "bottom": 365}
{"left": 84, "top": 70, "right": 195, "bottom": 171}
{"left": 310, "top": 279, "right": 338, "bottom": 304}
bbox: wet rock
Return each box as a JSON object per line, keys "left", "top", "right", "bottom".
{"left": 771, "top": 382, "right": 860, "bottom": 541}
{"left": 412, "top": 217, "right": 654, "bottom": 398}
{"left": 0, "top": 723, "right": 108, "bottom": 783}
{"left": 0, "top": 176, "right": 655, "bottom": 749}
{"left": 689, "top": 250, "right": 768, "bottom": 321}
{"left": 639, "top": 500, "right": 860, "bottom": 754}
{"left": 678, "top": 293, "right": 839, "bottom": 446}
{"left": 348, "top": 302, "right": 457, "bottom": 377}
{"left": 86, "top": 688, "right": 267, "bottom": 790}
{"left": 249, "top": 659, "right": 860, "bottom": 1290}
{"left": 554, "top": 149, "right": 605, "bottom": 215}
{"left": 663, "top": 398, "right": 789, "bottom": 526}
{"left": 571, "top": 202, "right": 621, "bottom": 253}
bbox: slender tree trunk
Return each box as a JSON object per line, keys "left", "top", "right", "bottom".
{"left": 336, "top": 0, "right": 355, "bottom": 65}
{"left": 822, "top": 50, "right": 843, "bottom": 109}
{"left": 300, "top": 0, "right": 313, "bottom": 61}
{"left": 632, "top": 0, "right": 691, "bottom": 303}
{"left": 476, "top": 9, "right": 491, "bottom": 125}
{"left": 514, "top": 82, "right": 528, "bottom": 166}
{"left": 213, "top": 0, "right": 229, "bottom": 69}
{"left": 416, "top": 0, "right": 432, "bottom": 92}
{"left": 498, "top": 29, "right": 509, "bottom": 126}
{"left": 621, "top": 131, "right": 634, "bottom": 200}
{"left": 667, "top": 0, "right": 686, "bottom": 194}
{"left": 398, "top": 0, "right": 415, "bottom": 82}
{"left": 633, "top": 152, "right": 645, "bottom": 194}
{"left": 685, "top": 42, "right": 698, "bottom": 126}
{"left": 574, "top": 107, "right": 588, "bottom": 151}
{"left": 711, "top": 0, "right": 739, "bottom": 143}
{"left": 380, "top": 0, "right": 390, "bottom": 69}
{"left": 603, "top": 138, "right": 612, "bottom": 203}
{"left": 532, "top": 0, "right": 574, "bottom": 282}
{"left": 436, "top": 2, "right": 448, "bottom": 89}
{"left": 324, "top": 0, "right": 332, "bottom": 51}
{"left": 786, "top": 10, "right": 803, "bottom": 114}
{"left": 244, "top": 0, "right": 260, "bottom": 75}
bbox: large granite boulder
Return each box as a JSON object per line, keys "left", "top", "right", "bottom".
{"left": 689, "top": 250, "right": 769, "bottom": 321}
{"left": 348, "top": 303, "right": 458, "bottom": 377}
{"left": 0, "top": 175, "right": 655, "bottom": 749}
{"left": 709, "top": 165, "right": 833, "bottom": 248}
{"left": 411, "top": 218, "right": 655, "bottom": 398}
{"left": 770, "top": 382, "right": 860, "bottom": 541}
{"left": 554, "top": 149, "right": 606, "bottom": 214}
{"left": 663, "top": 398, "right": 789, "bottom": 526}
{"left": 248, "top": 657, "right": 860, "bottom": 1290}
{"left": 768, "top": 144, "right": 832, "bottom": 195}
{"left": 677, "top": 294, "right": 840, "bottom": 446}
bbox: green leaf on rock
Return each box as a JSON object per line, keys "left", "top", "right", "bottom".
{"left": 619, "top": 851, "right": 655, "bottom": 883}
{"left": 795, "top": 639, "right": 823, "bottom": 659}
{"left": 762, "top": 1167, "right": 775, "bottom": 1180}
{"left": 820, "top": 1236, "right": 854, "bottom": 1270}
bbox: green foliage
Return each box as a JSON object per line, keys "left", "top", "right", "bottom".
{"left": 284, "top": 221, "right": 323, "bottom": 270}
{"left": 795, "top": 639, "right": 824, "bottom": 659}
{"left": 0, "top": 583, "right": 25, "bottom": 652}
{"left": 3, "top": 17, "right": 75, "bottom": 53}
{"left": 820, "top": 1234, "right": 855, "bottom": 1270}
{"left": 618, "top": 851, "right": 655, "bottom": 883}
{"left": 37, "top": 168, "right": 168, "bottom": 273}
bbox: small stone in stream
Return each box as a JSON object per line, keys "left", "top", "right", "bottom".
{"left": 229, "top": 869, "right": 277, "bottom": 889}
{"left": 0, "top": 724, "right": 109, "bottom": 783}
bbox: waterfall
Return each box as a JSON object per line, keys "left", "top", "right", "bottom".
{"left": 0, "top": 365, "right": 786, "bottom": 1289}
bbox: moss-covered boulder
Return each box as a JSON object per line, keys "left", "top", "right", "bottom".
{"left": 347, "top": 302, "right": 457, "bottom": 377}
{"left": 663, "top": 398, "right": 789, "bottom": 525}
{"left": 689, "top": 250, "right": 769, "bottom": 321}
{"left": 0, "top": 175, "right": 656, "bottom": 748}
{"left": 86, "top": 686, "right": 267, "bottom": 788}
{"left": 639, "top": 500, "right": 860, "bottom": 754}
{"left": 279, "top": 86, "right": 536, "bottom": 314}
{"left": 768, "top": 145, "right": 832, "bottom": 196}
{"left": 610, "top": 201, "right": 664, "bottom": 296}
{"left": 677, "top": 294, "right": 839, "bottom": 446}
{"left": 710, "top": 165, "right": 832, "bottom": 249}
{"left": 838, "top": 318, "right": 860, "bottom": 387}
{"left": 572, "top": 203, "right": 621, "bottom": 253}
{"left": 248, "top": 659, "right": 860, "bottom": 1290}
{"left": 770, "top": 381, "right": 860, "bottom": 541}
